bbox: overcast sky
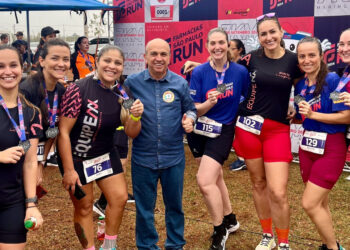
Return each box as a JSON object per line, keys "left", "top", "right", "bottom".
{"left": 0, "top": 10, "right": 113, "bottom": 40}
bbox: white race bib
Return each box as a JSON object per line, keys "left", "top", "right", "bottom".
{"left": 300, "top": 130, "right": 327, "bottom": 155}
{"left": 236, "top": 115, "right": 264, "bottom": 135}
{"left": 83, "top": 153, "right": 113, "bottom": 183}
{"left": 37, "top": 142, "right": 45, "bottom": 161}
{"left": 194, "top": 116, "right": 222, "bottom": 138}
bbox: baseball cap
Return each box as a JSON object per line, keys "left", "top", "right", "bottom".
{"left": 15, "top": 31, "right": 23, "bottom": 36}
{"left": 41, "top": 26, "right": 60, "bottom": 37}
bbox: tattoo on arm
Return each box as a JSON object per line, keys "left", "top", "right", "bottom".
{"left": 74, "top": 222, "right": 88, "bottom": 248}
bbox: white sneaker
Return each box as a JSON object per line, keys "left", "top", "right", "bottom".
{"left": 278, "top": 243, "right": 291, "bottom": 250}
{"left": 345, "top": 175, "right": 350, "bottom": 181}
{"left": 255, "top": 233, "right": 276, "bottom": 250}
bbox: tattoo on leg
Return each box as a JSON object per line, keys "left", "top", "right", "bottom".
{"left": 74, "top": 222, "right": 88, "bottom": 248}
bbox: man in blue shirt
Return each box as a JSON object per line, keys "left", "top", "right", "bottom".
{"left": 125, "top": 38, "right": 196, "bottom": 250}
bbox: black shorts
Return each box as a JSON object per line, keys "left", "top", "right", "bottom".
{"left": 0, "top": 202, "right": 27, "bottom": 243}
{"left": 58, "top": 149, "right": 123, "bottom": 185}
{"left": 187, "top": 123, "right": 235, "bottom": 165}
{"left": 114, "top": 130, "right": 128, "bottom": 159}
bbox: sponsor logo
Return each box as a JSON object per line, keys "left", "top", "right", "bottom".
{"left": 115, "top": 0, "right": 143, "bottom": 21}
{"left": 225, "top": 8, "right": 250, "bottom": 16}
{"left": 315, "top": 0, "right": 349, "bottom": 10}
{"left": 270, "top": 0, "right": 293, "bottom": 10}
{"left": 182, "top": 0, "right": 201, "bottom": 9}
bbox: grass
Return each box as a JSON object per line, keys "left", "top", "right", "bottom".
{"left": 26, "top": 145, "right": 350, "bottom": 249}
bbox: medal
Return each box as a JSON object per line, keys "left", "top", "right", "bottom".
{"left": 216, "top": 84, "right": 227, "bottom": 94}
{"left": 329, "top": 91, "right": 340, "bottom": 101}
{"left": 18, "top": 140, "right": 31, "bottom": 153}
{"left": 0, "top": 95, "right": 29, "bottom": 153}
{"left": 294, "top": 95, "right": 305, "bottom": 105}
{"left": 45, "top": 127, "right": 59, "bottom": 138}
{"left": 122, "top": 98, "right": 134, "bottom": 110}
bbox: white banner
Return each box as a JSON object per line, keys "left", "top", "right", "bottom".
{"left": 290, "top": 123, "right": 304, "bottom": 154}
{"left": 114, "top": 23, "right": 145, "bottom": 76}
{"left": 218, "top": 19, "right": 259, "bottom": 53}
{"left": 314, "top": 0, "right": 350, "bottom": 17}
{"left": 145, "top": 0, "right": 179, "bottom": 23}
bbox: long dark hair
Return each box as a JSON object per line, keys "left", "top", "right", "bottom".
{"left": 28, "top": 39, "right": 70, "bottom": 126}
{"left": 74, "top": 36, "right": 88, "bottom": 53}
{"left": 297, "top": 37, "right": 328, "bottom": 97}
{"left": 0, "top": 45, "right": 39, "bottom": 120}
{"left": 231, "top": 39, "right": 246, "bottom": 56}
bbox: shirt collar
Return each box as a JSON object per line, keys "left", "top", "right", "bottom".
{"left": 144, "top": 69, "right": 171, "bottom": 82}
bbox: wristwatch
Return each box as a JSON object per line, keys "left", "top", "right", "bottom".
{"left": 25, "top": 196, "right": 38, "bottom": 204}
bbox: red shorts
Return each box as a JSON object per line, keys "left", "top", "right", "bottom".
{"left": 299, "top": 133, "right": 346, "bottom": 190}
{"left": 233, "top": 118, "right": 292, "bottom": 162}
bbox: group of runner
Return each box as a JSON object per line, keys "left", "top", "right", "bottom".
{"left": 0, "top": 12, "right": 349, "bottom": 250}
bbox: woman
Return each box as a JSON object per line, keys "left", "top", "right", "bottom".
{"left": 295, "top": 37, "right": 348, "bottom": 250}
{"left": 233, "top": 13, "right": 303, "bottom": 250}
{"left": 187, "top": 28, "right": 250, "bottom": 249}
{"left": 58, "top": 45, "right": 143, "bottom": 250}
{"left": 71, "top": 36, "right": 95, "bottom": 82}
{"left": 339, "top": 28, "right": 350, "bottom": 106}
{"left": 20, "top": 38, "right": 70, "bottom": 185}
{"left": 0, "top": 45, "right": 43, "bottom": 249}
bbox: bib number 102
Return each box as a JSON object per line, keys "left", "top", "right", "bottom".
{"left": 305, "top": 138, "right": 318, "bottom": 147}
{"left": 241, "top": 117, "right": 256, "bottom": 128}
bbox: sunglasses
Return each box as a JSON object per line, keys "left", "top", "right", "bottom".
{"left": 256, "top": 12, "right": 276, "bottom": 22}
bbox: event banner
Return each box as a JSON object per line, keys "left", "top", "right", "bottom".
{"left": 314, "top": 0, "right": 350, "bottom": 17}
{"left": 315, "top": 15, "right": 349, "bottom": 70}
{"left": 218, "top": 0, "right": 263, "bottom": 20}
{"left": 179, "top": 0, "right": 218, "bottom": 21}
{"left": 113, "top": 0, "right": 144, "bottom": 23}
{"left": 114, "top": 23, "right": 146, "bottom": 75}
{"left": 218, "top": 19, "right": 258, "bottom": 53}
{"left": 145, "top": 20, "right": 217, "bottom": 74}
{"left": 263, "top": 0, "right": 314, "bottom": 17}
{"left": 145, "top": 0, "right": 179, "bottom": 22}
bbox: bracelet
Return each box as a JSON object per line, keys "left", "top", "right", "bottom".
{"left": 25, "top": 196, "right": 38, "bottom": 204}
{"left": 26, "top": 205, "right": 37, "bottom": 209}
{"left": 130, "top": 114, "right": 141, "bottom": 122}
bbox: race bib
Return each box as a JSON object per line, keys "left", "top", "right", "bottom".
{"left": 300, "top": 130, "right": 327, "bottom": 155}
{"left": 194, "top": 116, "right": 222, "bottom": 138}
{"left": 83, "top": 153, "right": 113, "bottom": 183}
{"left": 37, "top": 142, "right": 45, "bottom": 161}
{"left": 236, "top": 115, "right": 264, "bottom": 135}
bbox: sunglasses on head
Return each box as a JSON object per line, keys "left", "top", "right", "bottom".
{"left": 256, "top": 12, "right": 276, "bottom": 22}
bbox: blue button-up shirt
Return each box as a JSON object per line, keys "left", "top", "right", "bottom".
{"left": 125, "top": 69, "right": 196, "bottom": 169}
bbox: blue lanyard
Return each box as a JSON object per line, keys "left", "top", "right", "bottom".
{"left": 42, "top": 82, "right": 58, "bottom": 128}
{"left": 116, "top": 83, "right": 129, "bottom": 100}
{"left": 97, "top": 80, "right": 125, "bottom": 100}
{"left": 335, "top": 66, "right": 350, "bottom": 92}
{"left": 0, "top": 95, "right": 26, "bottom": 141}
{"left": 214, "top": 62, "right": 228, "bottom": 86}
{"left": 79, "top": 51, "right": 93, "bottom": 69}
{"left": 299, "top": 78, "right": 316, "bottom": 97}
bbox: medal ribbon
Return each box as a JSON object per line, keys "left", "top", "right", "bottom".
{"left": 214, "top": 62, "right": 228, "bottom": 87}
{"left": 300, "top": 78, "right": 316, "bottom": 97}
{"left": 0, "top": 95, "right": 26, "bottom": 141}
{"left": 42, "top": 82, "right": 58, "bottom": 128}
{"left": 335, "top": 66, "right": 350, "bottom": 92}
{"left": 79, "top": 50, "right": 93, "bottom": 71}
{"left": 97, "top": 80, "right": 126, "bottom": 100}
{"left": 116, "top": 83, "right": 129, "bottom": 100}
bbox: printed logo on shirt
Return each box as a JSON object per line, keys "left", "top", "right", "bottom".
{"left": 189, "top": 89, "right": 196, "bottom": 96}
{"left": 276, "top": 72, "right": 291, "bottom": 80}
{"left": 206, "top": 83, "right": 234, "bottom": 100}
{"left": 163, "top": 90, "right": 175, "bottom": 103}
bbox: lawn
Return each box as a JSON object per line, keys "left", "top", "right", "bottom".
{"left": 26, "top": 145, "right": 350, "bottom": 249}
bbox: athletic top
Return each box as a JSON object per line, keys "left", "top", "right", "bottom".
{"left": 71, "top": 51, "right": 95, "bottom": 82}
{"left": 238, "top": 49, "right": 303, "bottom": 125}
{"left": 0, "top": 104, "right": 42, "bottom": 206}
{"left": 20, "top": 78, "right": 66, "bottom": 141}
{"left": 60, "top": 76, "right": 123, "bottom": 159}
{"left": 190, "top": 61, "right": 250, "bottom": 124}
{"left": 295, "top": 72, "right": 349, "bottom": 134}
